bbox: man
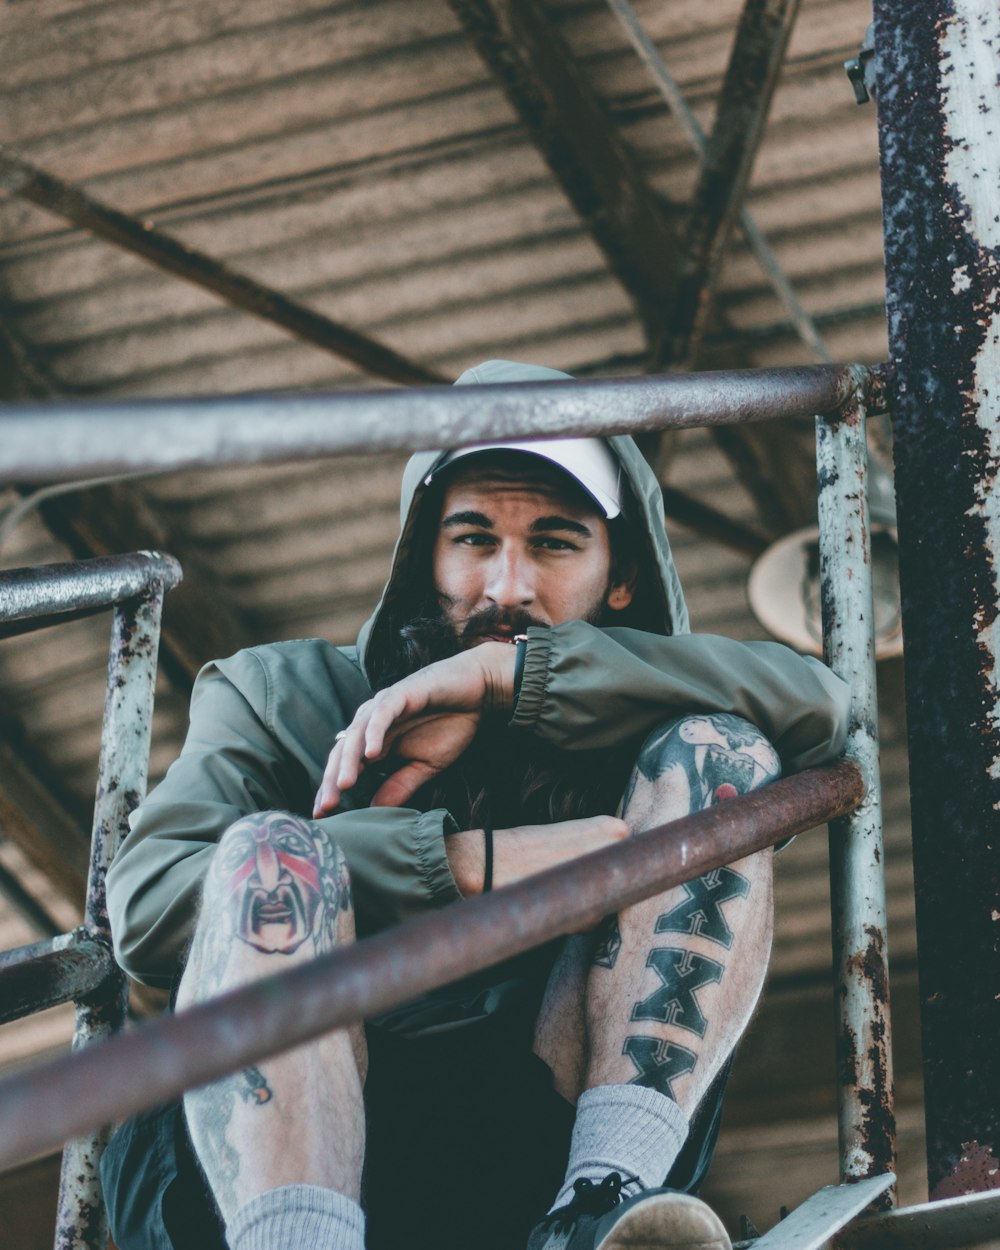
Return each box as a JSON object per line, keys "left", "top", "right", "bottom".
{"left": 102, "top": 360, "right": 849, "bottom": 1250}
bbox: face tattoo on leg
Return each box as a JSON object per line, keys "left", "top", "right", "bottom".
{"left": 216, "top": 812, "right": 350, "bottom": 956}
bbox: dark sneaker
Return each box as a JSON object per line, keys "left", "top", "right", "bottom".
{"left": 526, "top": 1173, "right": 732, "bottom": 1250}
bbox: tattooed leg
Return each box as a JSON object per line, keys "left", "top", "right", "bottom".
{"left": 535, "top": 714, "right": 779, "bottom": 1115}
{"left": 175, "top": 812, "right": 366, "bottom": 1221}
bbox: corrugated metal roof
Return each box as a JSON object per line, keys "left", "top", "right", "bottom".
{"left": 0, "top": 0, "right": 912, "bottom": 1234}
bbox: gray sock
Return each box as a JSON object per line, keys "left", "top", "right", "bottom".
{"left": 226, "top": 1185, "right": 365, "bottom": 1250}
{"left": 551, "top": 1084, "right": 689, "bottom": 1211}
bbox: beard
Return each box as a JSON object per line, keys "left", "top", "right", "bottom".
{"left": 383, "top": 597, "right": 633, "bottom": 830}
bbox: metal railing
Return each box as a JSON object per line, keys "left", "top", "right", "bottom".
{"left": 0, "top": 552, "right": 181, "bottom": 1250}
{"left": 0, "top": 363, "right": 898, "bottom": 1247}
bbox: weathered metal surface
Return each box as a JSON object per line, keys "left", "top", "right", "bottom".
{"left": 836, "top": 1186, "right": 1000, "bottom": 1248}
{"left": 749, "top": 1174, "right": 895, "bottom": 1249}
{"left": 0, "top": 760, "right": 863, "bottom": 1171}
{"left": 0, "top": 363, "right": 876, "bottom": 483}
{"left": 816, "top": 395, "right": 896, "bottom": 1198}
{"left": 0, "top": 930, "right": 113, "bottom": 1023}
{"left": 51, "top": 588, "right": 169, "bottom": 1250}
{"left": 0, "top": 148, "right": 446, "bottom": 388}
{"left": 606, "top": 0, "right": 831, "bottom": 365}
{"left": 0, "top": 551, "right": 182, "bottom": 626}
{"left": 872, "top": 0, "right": 1000, "bottom": 1199}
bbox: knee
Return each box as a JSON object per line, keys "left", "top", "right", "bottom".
{"left": 203, "top": 810, "right": 352, "bottom": 958}
{"left": 626, "top": 714, "right": 781, "bottom": 817}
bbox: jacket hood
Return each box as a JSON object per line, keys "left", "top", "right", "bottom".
{"left": 355, "top": 360, "right": 689, "bottom": 680}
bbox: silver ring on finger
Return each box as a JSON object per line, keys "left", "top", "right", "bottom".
{"left": 335, "top": 729, "right": 349, "bottom": 742}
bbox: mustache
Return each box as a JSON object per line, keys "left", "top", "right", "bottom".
{"left": 457, "top": 604, "right": 547, "bottom": 645}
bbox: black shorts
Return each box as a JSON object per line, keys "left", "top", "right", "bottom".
{"left": 102, "top": 1006, "right": 729, "bottom": 1250}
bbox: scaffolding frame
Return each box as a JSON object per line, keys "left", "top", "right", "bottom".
{"left": 0, "top": 361, "right": 913, "bottom": 1249}
{"left": 0, "top": 552, "right": 181, "bottom": 1250}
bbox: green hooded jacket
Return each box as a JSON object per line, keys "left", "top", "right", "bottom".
{"left": 106, "top": 360, "right": 849, "bottom": 994}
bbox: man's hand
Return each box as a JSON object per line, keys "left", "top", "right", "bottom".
{"left": 446, "top": 816, "right": 629, "bottom": 898}
{"left": 313, "top": 642, "right": 517, "bottom": 816}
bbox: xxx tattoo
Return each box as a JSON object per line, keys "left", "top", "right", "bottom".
{"left": 620, "top": 714, "right": 775, "bottom": 1099}
{"left": 655, "top": 867, "right": 751, "bottom": 950}
{"left": 623, "top": 1036, "right": 697, "bottom": 1099}
{"left": 631, "top": 948, "right": 724, "bottom": 1038}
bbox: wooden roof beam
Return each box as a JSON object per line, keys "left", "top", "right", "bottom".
{"left": 666, "top": 0, "right": 804, "bottom": 369}
{"left": 446, "top": 0, "right": 682, "bottom": 344}
{"left": 0, "top": 147, "right": 446, "bottom": 387}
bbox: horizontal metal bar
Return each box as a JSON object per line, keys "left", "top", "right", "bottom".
{"left": 752, "top": 1174, "right": 896, "bottom": 1249}
{"left": 0, "top": 365, "right": 878, "bottom": 484}
{"left": 0, "top": 551, "right": 182, "bottom": 626}
{"left": 836, "top": 1188, "right": 1000, "bottom": 1248}
{"left": 0, "top": 929, "right": 115, "bottom": 1023}
{"left": 0, "top": 760, "right": 863, "bottom": 1170}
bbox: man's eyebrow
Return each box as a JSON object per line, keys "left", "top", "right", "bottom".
{"left": 530, "top": 515, "right": 594, "bottom": 538}
{"left": 441, "top": 509, "right": 493, "bottom": 528}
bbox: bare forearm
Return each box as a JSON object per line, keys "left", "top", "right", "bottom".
{"left": 446, "top": 816, "right": 628, "bottom": 897}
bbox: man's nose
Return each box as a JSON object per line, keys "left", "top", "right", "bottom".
{"left": 484, "top": 547, "right": 534, "bottom": 607}
{"left": 255, "top": 836, "right": 281, "bottom": 892}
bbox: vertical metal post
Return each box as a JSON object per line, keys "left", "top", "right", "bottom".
{"left": 872, "top": 0, "right": 1000, "bottom": 1200}
{"left": 53, "top": 587, "right": 167, "bottom": 1250}
{"left": 817, "top": 396, "right": 896, "bottom": 1199}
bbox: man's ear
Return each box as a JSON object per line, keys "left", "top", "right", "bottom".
{"left": 606, "top": 561, "right": 638, "bottom": 612}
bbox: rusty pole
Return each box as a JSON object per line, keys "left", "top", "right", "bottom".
{"left": 817, "top": 394, "right": 896, "bottom": 1198}
{"left": 0, "top": 761, "right": 863, "bottom": 1173}
{"left": 872, "top": 0, "right": 1000, "bottom": 1199}
{"left": 0, "top": 363, "right": 878, "bottom": 484}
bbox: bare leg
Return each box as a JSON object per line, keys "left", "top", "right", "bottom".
{"left": 535, "top": 713, "right": 779, "bottom": 1118}
{"left": 175, "top": 812, "right": 367, "bottom": 1223}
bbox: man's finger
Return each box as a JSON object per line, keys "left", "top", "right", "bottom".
{"left": 370, "top": 760, "right": 439, "bottom": 808}
{"left": 313, "top": 743, "right": 345, "bottom": 816}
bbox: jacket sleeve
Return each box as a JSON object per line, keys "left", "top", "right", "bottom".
{"left": 106, "top": 651, "right": 463, "bottom": 989}
{"left": 511, "top": 622, "right": 850, "bottom": 773}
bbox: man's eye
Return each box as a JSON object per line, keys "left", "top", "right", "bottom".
{"left": 534, "top": 537, "right": 577, "bottom": 551}
{"left": 454, "top": 533, "right": 494, "bottom": 546}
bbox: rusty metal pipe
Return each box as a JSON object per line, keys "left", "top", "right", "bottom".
{"left": 0, "top": 365, "right": 879, "bottom": 484}
{"left": 817, "top": 397, "right": 896, "bottom": 1199}
{"left": 54, "top": 588, "right": 169, "bottom": 1250}
{"left": 873, "top": 0, "right": 1000, "bottom": 1198}
{"left": 0, "top": 760, "right": 862, "bottom": 1172}
{"left": 0, "top": 551, "right": 182, "bottom": 624}
{"left": 0, "top": 930, "right": 114, "bottom": 1023}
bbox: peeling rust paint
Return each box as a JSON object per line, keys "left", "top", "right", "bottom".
{"left": 0, "top": 554, "right": 177, "bottom": 1248}
{"left": 817, "top": 394, "right": 896, "bottom": 1199}
{"left": 874, "top": 0, "right": 1000, "bottom": 1198}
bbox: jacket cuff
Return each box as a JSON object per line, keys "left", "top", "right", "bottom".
{"left": 417, "top": 809, "right": 463, "bottom": 907}
{"left": 509, "top": 625, "right": 553, "bottom": 729}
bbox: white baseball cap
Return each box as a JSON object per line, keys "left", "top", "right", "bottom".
{"left": 426, "top": 438, "right": 622, "bottom": 519}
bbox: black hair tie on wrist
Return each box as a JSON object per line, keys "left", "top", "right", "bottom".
{"left": 482, "top": 823, "right": 493, "bottom": 893}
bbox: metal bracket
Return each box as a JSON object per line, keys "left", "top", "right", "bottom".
{"left": 844, "top": 23, "right": 877, "bottom": 104}
{"left": 748, "top": 1175, "right": 896, "bottom": 1250}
